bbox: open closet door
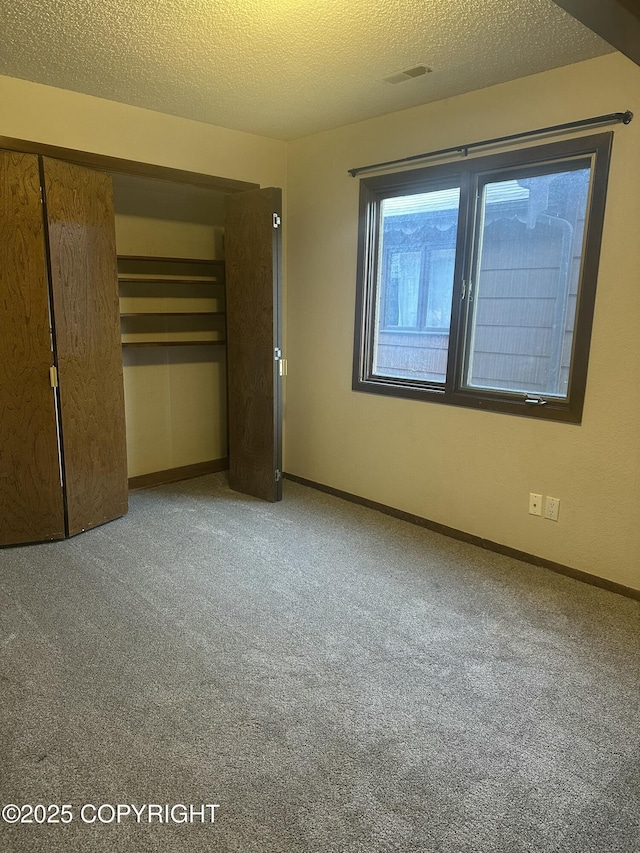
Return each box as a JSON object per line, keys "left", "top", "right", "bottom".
{"left": 0, "top": 151, "right": 65, "bottom": 545}
{"left": 225, "top": 187, "right": 283, "bottom": 502}
{"left": 43, "top": 158, "right": 128, "bottom": 536}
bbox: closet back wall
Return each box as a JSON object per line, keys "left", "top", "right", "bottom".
{"left": 112, "top": 175, "right": 227, "bottom": 480}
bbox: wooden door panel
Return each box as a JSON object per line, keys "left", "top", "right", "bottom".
{"left": 43, "top": 158, "right": 128, "bottom": 536}
{"left": 0, "top": 151, "right": 65, "bottom": 545}
{"left": 225, "top": 187, "right": 282, "bottom": 502}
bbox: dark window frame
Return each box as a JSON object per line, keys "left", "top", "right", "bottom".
{"left": 352, "top": 132, "right": 613, "bottom": 423}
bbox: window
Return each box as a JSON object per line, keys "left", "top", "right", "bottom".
{"left": 353, "top": 133, "right": 613, "bottom": 422}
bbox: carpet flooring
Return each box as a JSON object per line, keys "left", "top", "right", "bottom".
{"left": 1, "top": 473, "right": 639, "bottom": 852}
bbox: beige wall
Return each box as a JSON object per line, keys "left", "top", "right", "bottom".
{"left": 113, "top": 176, "right": 226, "bottom": 259}
{"left": 285, "top": 53, "right": 640, "bottom": 591}
{"left": 0, "top": 75, "right": 286, "bottom": 187}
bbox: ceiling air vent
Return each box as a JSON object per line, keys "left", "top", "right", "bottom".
{"left": 382, "top": 65, "right": 432, "bottom": 85}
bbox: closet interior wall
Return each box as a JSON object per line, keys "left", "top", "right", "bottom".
{"left": 111, "top": 175, "right": 228, "bottom": 482}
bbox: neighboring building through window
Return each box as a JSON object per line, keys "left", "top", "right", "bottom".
{"left": 353, "top": 133, "right": 613, "bottom": 422}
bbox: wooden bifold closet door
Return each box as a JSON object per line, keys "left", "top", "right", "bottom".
{"left": 0, "top": 152, "right": 128, "bottom": 546}
{"left": 0, "top": 152, "right": 66, "bottom": 545}
{"left": 225, "top": 187, "right": 283, "bottom": 503}
{"left": 43, "top": 158, "right": 128, "bottom": 536}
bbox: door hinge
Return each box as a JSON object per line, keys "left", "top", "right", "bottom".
{"left": 273, "top": 213, "right": 281, "bottom": 229}
{"left": 49, "top": 365, "right": 58, "bottom": 388}
{"left": 274, "top": 347, "right": 287, "bottom": 376}
{"left": 40, "top": 186, "right": 45, "bottom": 205}
{"left": 275, "top": 469, "right": 282, "bottom": 482}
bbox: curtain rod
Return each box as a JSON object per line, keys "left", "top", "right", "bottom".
{"left": 347, "top": 110, "right": 633, "bottom": 178}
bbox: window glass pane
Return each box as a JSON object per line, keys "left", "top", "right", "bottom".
{"left": 426, "top": 247, "right": 456, "bottom": 328}
{"left": 464, "top": 167, "right": 590, "bottom": 398}
{"left": 373, "top": 187, "right": 460, "bottom": 383}
{"left": 390, "top": 251, "right": 422, "bottom": 326}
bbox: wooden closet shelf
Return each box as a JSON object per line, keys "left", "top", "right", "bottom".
{"left": 118, "top": 274, "right": 221, "bottom": 283}
{"left": 120, "top": 311, "right": 225, "bottom": 318}
{"left": 122, "top": 340, "right": 226, "bottom": 349}
{"left": 118, "top": 256, "right": 227, "bottom": 351}
{"left": 117, "top": 255, "right": 224, "bottom": 265}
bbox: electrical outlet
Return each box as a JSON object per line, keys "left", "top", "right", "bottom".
{"left": 529, "top": 493, "right": 543, "bottom": 516}
{"left": 544, "top": 496, "right": 560, "bottom": 521}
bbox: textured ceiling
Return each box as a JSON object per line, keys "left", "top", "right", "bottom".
{"left": 0, "top": 0, "right": 612, "bottom": 140}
